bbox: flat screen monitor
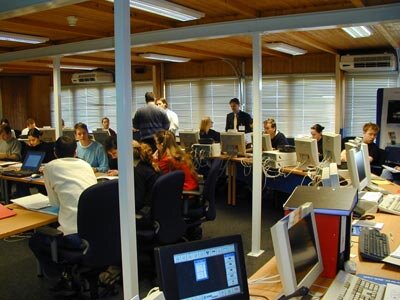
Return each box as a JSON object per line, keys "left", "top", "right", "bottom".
{"left": 294, "top": 137, "right": 319, "bottom": 169}
{"left": 39, "top": 128, "right": 56, "bottom": 142}
{"left": 220, "top": 132, "right": 246, "bottom": 157}
{"left": 271, "top": 202, "right": 323, "bottom": 297}
{"left": 62, "top": 129, "right": 76, "bottom": 140}
{"left": 386, "top": 100, "right": 400, "bottom": 124}
{"left": 347, "top": 143, "right": 371, "bottom": 191}
{"left": 92, "top": 131, "right": 109, "bottom": 146}
{"left": 251, "top": 133, "right": 273, "bottom": 151}
{"left": 179, "top": 131, "right": 199, "bottom": 152}
{"left": 322, "top": 132, "right": 341, "bottom": 165}
{"left": 155, "top": 235, "right": 249, "bottom": 300}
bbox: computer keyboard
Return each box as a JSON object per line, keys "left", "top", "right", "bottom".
{"left": 365, "top": 184, "right": 391, "bottom": 195}
{"left": 322, "top": 270, "right": 386, "bottom": 300}
{"left": 378, "top": 194, "right": 400, "bottom": 216}
{"left": 359, "top": 228, "right": 390, "bottom": 262}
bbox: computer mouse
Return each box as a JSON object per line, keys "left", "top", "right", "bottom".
{"left": 31, "top": 173, "right": 41, "bottom": 178}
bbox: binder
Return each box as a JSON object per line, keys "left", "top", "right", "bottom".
{"left": 0, "top": 203, "right": 16, "bottom": 220}
{"left": 284, "top": 186, "right": 358, "bottom": 278}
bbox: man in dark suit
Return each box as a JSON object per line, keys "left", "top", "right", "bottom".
{"left": 225, "top": 98, "right": 253, "bottom": 133}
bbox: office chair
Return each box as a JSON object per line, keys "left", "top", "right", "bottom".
{"left": 35, "top": 180, "right": 121, "bottom": 299}
{"left": 182, "top": 158, "right": 222, "bottom": 240}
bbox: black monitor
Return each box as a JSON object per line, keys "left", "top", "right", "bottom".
{"left": 155, "top": 235, "right": 249, "bottom": 300}
{"left": 179, "top": 131, "right": 199, "bottom": 152}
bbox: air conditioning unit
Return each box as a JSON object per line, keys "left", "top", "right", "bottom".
{"left": 339, "top": 53, "right": 397, "bottom": 72}
{"left": 71, "top": 71, "right": 113, "bottom": 84}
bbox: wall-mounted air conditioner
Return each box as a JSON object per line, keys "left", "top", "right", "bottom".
{"left": 71, "top": 71, "right": 113, "bottom": 84}
{"left": 339, "top": 53, "right": 397, "bottom": 72}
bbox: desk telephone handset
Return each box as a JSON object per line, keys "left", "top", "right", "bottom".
{"left": 278, "top": 145, "right": 296, "bottom": 153}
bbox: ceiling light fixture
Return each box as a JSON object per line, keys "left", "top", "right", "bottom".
{"left": 139, "top": 53, "right": 190, "bottom": 63}
{"left": 342, "top": 26, "right": 372, "bottom": 38}
{"left": 265, "top": 43, "right": 307, "bottom": 56}
{"left": 48, "top": 64, "right": 97, "bottom": 70}
{"left": 0, "top": 31, "right": 49, "bottom": 44}
{"left": 107, "top": 0, "right": 204, "bottom": 21}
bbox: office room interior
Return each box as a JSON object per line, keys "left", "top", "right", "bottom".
{"left": 1, "top": 1, "right": 400, "bottom": 300}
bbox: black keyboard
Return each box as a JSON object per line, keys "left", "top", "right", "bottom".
{"left": 358, "top": 228, "right": 390, "bottom": 262}
{"left": 1, "top": 170, "right": 33, "bottom": 177}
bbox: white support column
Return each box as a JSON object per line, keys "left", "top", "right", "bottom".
{"left": 114, "top": 0, "right": 139, "bottom": 299}
{"left": 248, "top": 32, "right": 264, "bottom": 257}
{"left": 52, "top": 56, "right": 62, "bottom": 138}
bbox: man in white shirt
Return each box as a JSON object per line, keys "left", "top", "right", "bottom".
{"left": 156, "top": 97, "right": 179, "bottom": 134}
{"left": 21, "top": 118, "right": 38, "bottom": 136}
{"left": 29, "top": 136, "right": 97, "bottom": 292}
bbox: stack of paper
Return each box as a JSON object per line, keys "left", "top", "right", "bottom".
{"left": 11, "top": 194, "right": 59, "bottom": 216}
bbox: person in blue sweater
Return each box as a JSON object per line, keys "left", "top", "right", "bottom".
{"left": 74, "top": 122, "right": 109, "bottom": 173}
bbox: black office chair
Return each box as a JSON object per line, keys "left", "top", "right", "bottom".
{"left": 370, "top": 147, "right": 387, "bottom": 176}
{"left": 35, "top": 180, "right": 121, "bottom": 299}
{"left": 183, "top": 158, "right": 222, "bottom": 239}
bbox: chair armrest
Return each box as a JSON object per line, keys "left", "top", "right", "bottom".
{"left": 35, "top": 226, "right": 64, "bottom": 263}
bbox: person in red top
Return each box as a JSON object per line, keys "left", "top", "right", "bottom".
{"left": 153, "top": 130, "right": 199, "bottom": 191}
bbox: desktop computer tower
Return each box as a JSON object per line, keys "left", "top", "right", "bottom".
{"left": 283, "top": 186, "right": 358, "bottom": 278}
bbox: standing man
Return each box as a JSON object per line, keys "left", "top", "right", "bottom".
{"left": 0, "top": 124, "right": 21, "bottom": 161}
{"left": 156, "top": 97, "right": 179, "bottom": 134}
{"left": 225, "top": 98, "right": 252, "bottom": 133}
{"left": 132, "top": 92, "right": 170, "bottom": 151}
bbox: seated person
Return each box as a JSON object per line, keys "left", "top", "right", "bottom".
{"left": 263, "top": 118, "right": 288, "bottom": 149}
{"left": 101, "top": 117, "right": 116, "bottom": 137}
{"left": 0, "top": 124, "right": 21, "bottom": 161}
{"left": 1, "top": 118, "right": 16, "bottom": 138}
{"left": 22, "top": 128, "right": 55, "bottom": 163}
{"left": 104, "top": 136, "right": 118, "bottom": 173}
{"left": 153, "top": 130, "right": 199, "bottom": 191}
{"left": 74, "top": 122, "right": 109, "bottom": 173}
{"left": 310, "top": 123, "right": 324, "bottom": 158}
{"left": 21, "top": 118, "right": 39, "bottom": 136}
{"left": 29, "top": 136, "right": 97, "bottom": 291}
{"left": 199, "top": 116, "right": 220, "bottom": 142}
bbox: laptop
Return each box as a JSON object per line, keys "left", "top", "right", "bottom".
{"left": 1, "top": 151, "right": 45, "bottom": 178}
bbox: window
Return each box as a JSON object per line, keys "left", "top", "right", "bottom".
{"left": 50, "top": 81, "right": 152, "bottom": 131}
{"left": 343, "top": 73, "right": 399, "bottom": 137}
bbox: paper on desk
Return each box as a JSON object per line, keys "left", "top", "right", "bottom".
{"left": 390, "top": 244, "right": 400, "bottom": 259}
{"left": 361, "top": 192, "right": 382, "bottom": 202}
{"left": 371, "top": 179, "right": 393, "bottom": 185}
{"left": 383, "top": 165, "right": 400, "bottom": 174}
{"left": 351, "top": 220, "right": 384, "bottom": 230}
{"left": 11, "top": 193, "right": 50, "bottom": 209}
{"left": 0, "top": 161, "right": 19, "bottom": 167}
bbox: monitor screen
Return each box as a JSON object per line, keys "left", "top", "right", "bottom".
{"left": 155, "top": 235, "right": 249, "bottom": 300}
{"left": 39, "top": 128, "right": 56, "bottom": 142}
{"left": 322, "top": 132, "right": 341, "bottom": 165}
{"left": 347, "top": 143, "right": 371, "bottom": 191}
{"left": 220, "top": 132, "right": 246, "bottom": 157}
{"left": 294, "top": 137, "right": 319, "bottom": 169}
{"left": 92, "top": 131, "right": 109, "bottom": 145}
{"left": 386, "top": 100, "right": 400, "bottom": 124}
{"left": 23, "top": 151, "right": 45, "bottom": 171}
{"left": 251, "top": 133, "right": 273, "bottom": 151}
{"left": 179, "top": 131, "right": 199, "bottom": 152}
{"left": 271, "top": 202, "right": 323, "bottom": 296}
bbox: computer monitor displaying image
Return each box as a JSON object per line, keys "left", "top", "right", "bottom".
{"left": 179, "top": 131, "right": 199, "bottom": 152}
{"left": 220, "top": 132, "right": 246, "bottom": 157}
{"left": 322, "top": 132, "right": 341, "bottom": 165}
{"left": 386, "top": 100, "right": 400, "bottom": 124}
{"left": 347, "top": 143, "right": 371, "bottom": 191}
{"left": 155, "top": 235, "right": 249, "bottom": 300}
{"left": 251, "top": 133, "right": 273, "bottom": 152}
{"left": 271, "top": 202, "right": 323, "bottom": 297}
{"left": 294, "top": 137, "right": 319, "bottom": 168}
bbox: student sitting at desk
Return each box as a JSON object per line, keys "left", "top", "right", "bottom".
{"left": 0, "top": 124, "right": 21, "bottom": 161}
{"left": 22, "top": 128, "right": 55, "bottom": 163}
{"left": 0, "top": 118, "right": 16, "bottom": 138}
{"left": 104, "top": 136, "right": 118, "bottom": 174}
{"left": 74, "top": 122, "right": 109, "bottom": 173}
{"left": 21, "top": 118, "right": 39, "bottom": 136}
{"left": 154, "top": 130, "right": 199, "bottom": 191}
{"left": 29, "top": 136, "right": 97, "bottom": 293}
{"left": 310, "top": 123, "right": 324, "bottom": 157}
{"left": 199, "top": 116, "right": 220, "bottom": 142}
{"left": 263, "top": 118, "right": 289, "bottom": 149}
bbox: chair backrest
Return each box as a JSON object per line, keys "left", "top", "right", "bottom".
{"left": 202, "top": 159, "right": 222, "bottom": 221}
{"left": 78, "top": 180, "right": 121, "bottom": 267}
{"left": 152, "top": 171, "right": 186, "bottom": 245}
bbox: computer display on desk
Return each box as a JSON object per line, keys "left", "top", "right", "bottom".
{"left": 251, "top": 133, "right": 273, "bottom": 151}
{"left": 294, "top": 137, "right": 319, "bottom": 168}
{"left": 39, "top": 128, "right": 56, "bottom": 142}
{"left": 347, "top": 143, "right": 371, "bottom": 191}
{"left": 92, "top": 131, "right": 109, "bottom": 146}
{"left": 155, "top": 235, "right": 249, "bottom": 300}
{"left": 271, "top": 202, "right": 323, "bottom": 297}
{"left": 62, "top": 129, "right": 76, "bottom": 140}
{"left": 179, "top": 131, "right": 199, "bottom": 152}
{"left": 221, "top": 132, "right": 246, "bottom": 157}
{"left": 322, "top": 132, "right": 341, "bottom": 165}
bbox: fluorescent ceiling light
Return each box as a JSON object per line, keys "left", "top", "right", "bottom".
{"left": 107, "top": 0, "right": 204, "bottom": 21}
{"left": 48, "top": 64, "right": 97, "bottom": 70}
{"left": 342, "top": 26, "right": 372, "bottom": 38}
{"left": 265, "top": 43, "right": 307, "bottom": 56}
{"left": 0, "top": 31, "right": 49, "bottom": 44}
{"left": 139, "top": 53, "right": 190, "bottom": 62}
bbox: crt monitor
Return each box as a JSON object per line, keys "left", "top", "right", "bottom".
{"left": 179, "top": 131, "right": 199, "bottom": 152}
{"left": 251, "top": 133, "right": 273, "bottom": 151}
{"left": 294, "top": 137, "right": 319, "bottom": 168}
{"left": 92, "top": 131, "right": 109, "bottom": 146}
{"left": 62, "top": 129, "right": 76, "bottom": 140}
{"left": 220, "top": 132, "right": 246, "bottom": 157}
{"left": 271, "top": 202, "right": 323, "bottom": 297}
{"left": 155, "top": 235, "right": 249, "bottom": 300}
{"left": 347, "top": 143, "right": 371, "bottom": 191}
{"left": 39, "top": 128, "right": 56, "bottom": 142}
{"left": 322, "top": 132, "right": 341, "bottom": 165}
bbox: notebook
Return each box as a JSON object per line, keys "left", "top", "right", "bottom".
{"left": 0, "top": 203, "right": 16, "bottom": 219}
{"left": 1, "top": 151, "right": 45, "bottom": 177}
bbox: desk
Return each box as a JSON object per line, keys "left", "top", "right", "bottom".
{"left": 248, "top": 212, "right": 400, "bottom": 299}
{"left": 0, "top": 204, "right": 57, "bottom": 239}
